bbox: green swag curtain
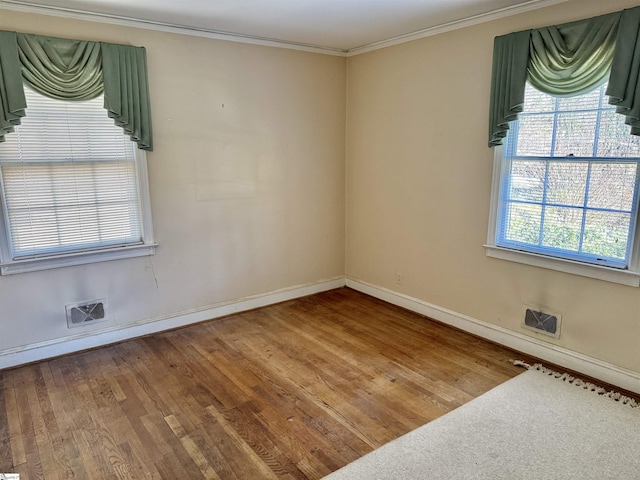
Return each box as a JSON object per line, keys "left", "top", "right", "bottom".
{"left": 488, "top": 6, "right": 640, "bottom": 147}
{"left": 0, "top": 31, "right": 153, "bottom": 151}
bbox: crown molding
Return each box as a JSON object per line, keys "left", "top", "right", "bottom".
{"left": 346, "top": 0, "right": 569, "bottom": 56}
{"left": 0, "top": 0, "right": 348, "bottom": 56}
{"left": 0, "top": 0, "right": 569, "bottom": 57}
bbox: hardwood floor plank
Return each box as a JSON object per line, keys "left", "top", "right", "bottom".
{"left": 205, "top": 405, "right": 280, "bottom": 480}
{"left": 25, "top": 367, "right": 58, "bottom": 480}
{"left": 39, "top": 362, "right": 86, "bottom": 480}
{"left": 138, "top": 413, "right": 203, "bottom": 478}
{"left": 223, "top": 403, "right": 309, "bottom": 479}
{"left": 4, "top": 370, "right": 27, "bottom": 469}
{"left": 1, "top": 288, "right": 542, "bottom": 479}
{"left": 0, "top": 375, "right": 14, "bottom": 473}
{"left": 164, "top": 414, "right": 220, "bottom": 479}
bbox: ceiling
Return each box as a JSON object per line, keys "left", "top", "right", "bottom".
{"left": 1, "top": 0, "right": 565, "bottom": 54}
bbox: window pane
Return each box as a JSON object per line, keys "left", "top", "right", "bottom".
{"left": 554, "top": 111, "right": 597, "bottom": 157}
{"left": 504, "top": 203, "right": 542, "bottom": 244}
{"left": 582, "top": 211, "right": 630, "bottom": 260}
{"left": 557, "top": 88, "right": 601, "bottom": 111}
{"left": 0, "top": 87, "right": 144, "bottom": 260}
{"left": 541, "top": 206, "right": 582, "bottom": 251}
{"left": 522, "top": 85, "right": 555, "bottom": 113}
{"left": 515, "top": 115, "right": 554, "bottom": 156}
{"left": 3, "top": 88, "right": 133, "bottom": 163}
{"left": 2, "top": 161, "right": 141, "bottom": 258}
{"left": 587, "top": 163, "right": 637, "bottom": 211}
{"left": 497, "top": 82, "right": 640, "bottom": 268}
{"left": 546, "top": 161, "right": 588, "bottom": 207}
{"left": 596, "top": 109, "right": 640, "bottom": 158}
{"left": 508, "top": 160, "right": 545, "bottom": 202}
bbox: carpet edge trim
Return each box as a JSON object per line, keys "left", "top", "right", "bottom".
{"left": 512, "top": 360, "right": 639, "bottom": 408}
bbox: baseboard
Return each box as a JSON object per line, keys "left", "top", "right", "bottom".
{"left": 0, "top": 276, "right": 346, "bottom": 370}
{"left": 346, "top": 277, "right": 640, "bottom": 395}
{"left": 7, "top": 275, "right": 639, "bottom": 395}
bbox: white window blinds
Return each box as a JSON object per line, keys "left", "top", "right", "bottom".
{"left": 0, "top": 86, "right": 143, "bottom": 260}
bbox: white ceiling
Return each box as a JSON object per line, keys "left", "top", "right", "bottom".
{"left": 1, "top": 0, "right": 565, "bottom": 54}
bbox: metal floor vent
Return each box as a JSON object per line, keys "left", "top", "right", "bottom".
{"left": 66, "top": 299, "right": 107, "bottom": 328}
{"left": 523, "top": 306, "right": 561, "bottom": 338}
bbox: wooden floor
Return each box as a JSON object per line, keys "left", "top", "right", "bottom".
{"left": 1, "top": 288, "right": 533, "bottom": 479}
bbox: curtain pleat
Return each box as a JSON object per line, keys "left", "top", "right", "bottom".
{"left": 528, "top": 12, "right": 619, "bottom": 96}
{"left": 102, "top": 43, "right": 153, "bottom": 151}
{"left": 607, "top": 7, "right": 640, "bottom": 136}
{"left": 0, "top": 31, "right": 26, "bottom": 143}
{"left": 17, "top": 34, "right": 103, "bottom": 100}
{"left": 488, "top": 31, "right": 530, "bottom": 147}
{"left": 0, "top": 30, "right": 153, "bottom": 151}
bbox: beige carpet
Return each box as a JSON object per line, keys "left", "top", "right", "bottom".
{"left": 324, "top": 366, "right": 640, "bottom": 479}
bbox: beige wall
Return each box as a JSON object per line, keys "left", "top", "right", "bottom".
{"left": 0, "top": 10, "right": 346, "bottom": 352}
{"left": 3, "top": 0, "right": 640, "bottom": 377}
{"left": 346, "top": 0, "right": 640, "bottom": 373}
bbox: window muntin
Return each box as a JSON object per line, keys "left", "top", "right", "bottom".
{"left": 496, "top": 83, "right": 640, "bottom": 269}
{"left": 0, "top": 85, "right": 153, "bottom": 268}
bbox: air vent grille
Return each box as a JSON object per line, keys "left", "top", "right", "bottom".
{"left": 522, "top": 305, "right": 561, "bottom": 338}
{"left": 66, "top": 299, "right": 107, "bottom": 328}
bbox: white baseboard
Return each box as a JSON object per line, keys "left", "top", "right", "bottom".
{"left": 0, "top": 276, "right": 346, "bottom": 370}
{"left": 346, "top": 277, "right": 640, "bottom": 395}
{"left": 6, "top": 275, "right": 639, "bottom": 395}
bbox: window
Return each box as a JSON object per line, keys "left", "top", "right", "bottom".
{"left": 486, "top": 83, "right": 640, "bottom": 286}
{"left": 0, "top": 86, "right": 156, "bottom": 275}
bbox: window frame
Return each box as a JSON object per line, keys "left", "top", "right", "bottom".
{"left": 486, "top": 145, "right": 640, "bottom": 287}
{"left": 0, "top": 103, "right": 156, "bottom": 276}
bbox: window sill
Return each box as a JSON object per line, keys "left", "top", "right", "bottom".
{"left": 0, "top": 243, "right": 157, "bottom": 275}
{"left": 484, "top": 244, "right": 640, "bottom": 287}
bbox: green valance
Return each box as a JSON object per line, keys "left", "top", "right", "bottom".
{"left": 607, "top": 7, "right": 640, "bottom": 136}
{"left": 18, "top": 34, "right": 103, "bottom": 101}
{"left": 488, "top": 30, "right": 530, "bottom": 149}
{"left": 528, "top": 12, "right": 619, "bottom": 96}
{"left": 0, "top": 31, "right": 153, "bottom": 151}
{"left": 488, "top": 6, "right": 640, "bottom": 147}
{"left": 0, "top": 31, "right": 26, "bottom": 140}
{"left": 102, "top": 43, "right": 153, "bottom": 152}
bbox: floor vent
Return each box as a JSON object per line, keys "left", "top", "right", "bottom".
{"left": 522, "top": 305, "right": 561, "bottom": 338}
{"left": 66, "top": 299, "right": 107, "bottom": 328}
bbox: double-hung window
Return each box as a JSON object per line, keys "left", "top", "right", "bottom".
{"left": 487, "top": 82, "right": 640, "bottom": 285}
{"left": 0, "top": 85, "right": 156, "bottom": 275}
{"left": 485, "top": 7, "right": 640, "bottom": 285}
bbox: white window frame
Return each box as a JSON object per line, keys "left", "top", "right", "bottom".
{"left": 486, "top": 145, "right": 640, "bottom": 287}
{"left": 0, "top": 134, "right": 156, "bottom": 276}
